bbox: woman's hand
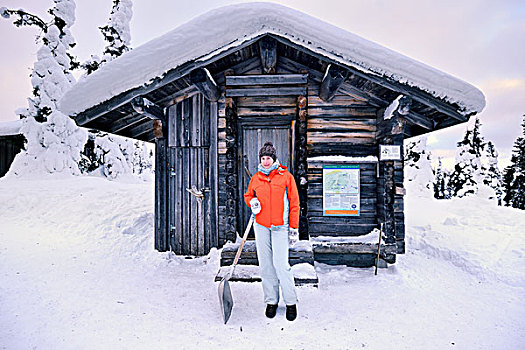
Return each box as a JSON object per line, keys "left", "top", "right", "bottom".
{"left": 250, "top": 198, "right": 261, "bottom": 215}
{"left": 289, "top": 228, "right": 299, "bottom": 246}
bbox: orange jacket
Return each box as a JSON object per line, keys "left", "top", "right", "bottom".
{"left": 244, "top": 165, "right": 300, "bottom": 229}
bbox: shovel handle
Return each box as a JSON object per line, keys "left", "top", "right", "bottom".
{"left": 232, "top": 216, "right": 254, "bottom": 267}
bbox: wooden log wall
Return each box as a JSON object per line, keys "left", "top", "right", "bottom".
{"left": 276, "top": 58, "right": 380, "bottom": 239}
{"left": 0, "top": 135, "right": 24, "bottom": 178}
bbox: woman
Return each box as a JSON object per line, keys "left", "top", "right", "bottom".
{"left": 244, "top": 142, "right": 300, "bottom": 321}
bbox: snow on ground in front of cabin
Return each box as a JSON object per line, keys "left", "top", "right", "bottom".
{"left": 0, "top": 176, "right": 524, "bottom": 349}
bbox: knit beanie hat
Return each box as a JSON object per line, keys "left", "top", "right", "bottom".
{"left": 259, "top": 142, "right": 277, "bottom": 162}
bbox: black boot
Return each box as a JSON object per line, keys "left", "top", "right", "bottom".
{"left": 265, "top": 304, "right": 278, "bottom": 318}
{"left": 286, "top": 304, "right": 297, "bottom": 321}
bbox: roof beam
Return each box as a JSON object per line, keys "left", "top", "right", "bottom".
{"left": 319, "top": 64, "right": 349, "bottom": 102}
{"left": 131, "top": 97, "right": 165, "bottom": 121}
{"left": 270, "top": 34, "right": 469, "bottom": 122}
{"left": 259, "top": 36, "right": 277, "bottom": 74}
{"left": 190, "top": 68, "right": 220, "bottom": 102}
{"left": 124, "top": 120, "right": 153, "bottom": 139}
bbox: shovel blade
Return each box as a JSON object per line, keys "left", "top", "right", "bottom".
{"left": 218, "top": 277, "right": 234, "bottom": 324}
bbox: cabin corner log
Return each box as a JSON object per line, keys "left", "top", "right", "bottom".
{"left": 190, "top": 68, "right": 220, "bottom": 102}
{"left": 225, "top": 97, "right": 238, "bottom": 242}
{"left": 155, "top": 137, "right": 168, "bottom": 251}
{"left": 319, "top": 64, "right": 349, "bottom": 102}
{"left": 259, "top": 36, "right": 277, "bottom": 74}
{"left": 296, "top": 95, "right": 309, "bottom": 240}
{"left": 131, "top": 96, "right": 165, "bottom": 121}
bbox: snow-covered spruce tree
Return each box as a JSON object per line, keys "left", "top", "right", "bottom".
{"left": 132, "top": 141, "right": 153, "bottom": 176}
{"left": 447, "top": 118, "right": 487, "bottom": 198}
{"left": 433, "top": 157, "right": 450, "bottom": 199}
{"left": 1, "top": 1, "right": 88, "bottom": 177}
{"left": 484, "top": 141, "right": 504, "bottom": 204}
{"left": 81, "top": 0, "right": 133, "bottom": 74}
{"left": 404, "top": 136, "right": 434, "bottom": 197}
{"left": 78, "top": 0, "right": 141, "bottom": 180}
{"left": 502, "top": 115, "right": 525, "bottom": 209}
{"left": 1, "top": 2, "right": 78, "bottom": 121}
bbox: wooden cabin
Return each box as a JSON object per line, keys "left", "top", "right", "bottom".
{"left": 59, "top": 3, "right": 485, "bottom": 268}
{"left": 0, "top": 120, "right": 24, "bottom": 178}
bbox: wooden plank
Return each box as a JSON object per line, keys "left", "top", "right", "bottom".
{"left": 202, "top": 95, "right": 210, "bottom": 147}
{"left": 173, "top": 147, "right": 182, "bottom": 254}
{"left": 168, "top": 104, "right": 177, "bottom": 147}
{"left": 307, "top": 106, "right": 377, "bottom": 117}
{"left": 226, "top": 86, "right": 306, "bottom": 97}
{"left": 312, "top": 243, "right": 397, "bottom": 254}
{"left": 182, "top": 148, "right": 191, "bottom": 254}
{"left": 236, "top": 96, "right": 297, "bottom": 107}
{"left": 237, "top": 106, "right": 297, "bottom": 116}
{"left": 207, "top": 101, "right": 218, "bottom": 251}
{"left": 309, "top": 223, "right": 378, "bottom": 236}
{"left": 192, "top": 94, "right": 201, "bottom": 147}
{"left": 308, "top": 132, "right": 376, "bottom": 143}
{"left": 109, "top": 113, "right": 145, "bottom": 133}
{"left": 226, "top": 74, "right": 307, "bottom": 86}
{"left": 307, "top": 118, "right": 376, "bottom": 131}
{"left": 124, "top": 119, "right": 153, "bottom": 138}
{"left": 190, "top": 148, "right": 198, "bottom": 255}
{"left": 197, "top": 148, "right": 205, "bottom": 255}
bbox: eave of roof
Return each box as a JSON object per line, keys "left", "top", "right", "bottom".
{"left": 59, "top": 2, "right": 485, "bottom": 118}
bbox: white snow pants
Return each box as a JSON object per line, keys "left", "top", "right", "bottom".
{"left": 254, "top": 221, "right": 298, "bottom": 305}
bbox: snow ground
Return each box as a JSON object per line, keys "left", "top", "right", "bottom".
{"left": 0, "top": 176, "right": 524, "bottom": 349}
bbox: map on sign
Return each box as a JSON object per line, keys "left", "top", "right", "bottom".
{"left": 322, "top": 165, "right": 360, "bottom": 216}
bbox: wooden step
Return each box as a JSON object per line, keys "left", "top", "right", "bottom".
{"left": 220, "top": 240, "right": 315, "bottom": 267}
{"left": 214, "top": 263, "right": 319, "bottom": 286}
{"left": 311, "top": 236, "right": 396, "bottom": 267}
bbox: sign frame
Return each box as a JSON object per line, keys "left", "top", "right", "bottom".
{"left": 322, "top": 164, "right": 360, "bottom": 217}
{"left": 379, "top": 145, "right": 402, "bottom": 161}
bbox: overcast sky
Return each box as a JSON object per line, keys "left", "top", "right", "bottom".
{"left": 1, "top": 0, "right": 524, "bottom": 168}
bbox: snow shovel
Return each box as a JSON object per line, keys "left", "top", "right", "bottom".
{"left": 218, "top": 215, "right": 254, "bottom": 324}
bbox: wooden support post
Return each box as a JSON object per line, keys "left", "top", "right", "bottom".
{"left": 155, "top": 137, "right": 168, "bottom": 251}
{"left": 190, "top": 68, "right": 220, "bottom": 102}
{"left": 225, "top": 97, "right": 238, "bottom": 242}
{"left": 319, "top": 64, "right": 349, "bottom": 102}
{"left": 259, "top": 36, "right": 277, "bottom": 74}
{"left": 296, "top": 95, "right": 309, "bottom": 240}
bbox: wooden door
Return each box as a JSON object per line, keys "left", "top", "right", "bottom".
{"left": 239, "top": 125, "right": 292, "bottom": 235}
{"left": 167, "top": 94, "right": 215, "bottom": 255}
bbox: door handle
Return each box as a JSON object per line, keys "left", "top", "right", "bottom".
{"left": 186, "top": 185, "right": 209, "bottom": 202}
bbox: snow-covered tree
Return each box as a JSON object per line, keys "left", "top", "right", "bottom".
{"left": 2, "top": 1, "right": 88, "bottom": 177}
{"left": 1, "top": 1, "right": 78, "bottom": 122}
{"left": 484, "top": 141, "right": 503, "bottom": 204}
{"left": 8, "top": 111, "right": 87, "bottom": 176}
{"left": 81, "top": 0, "right": 133, "bottom": 74}
{"left": 404, "top": 136, "right": 434, "bottom": 197}
{"left": 433, "top": 157, "right": 450, "bottom": 199}
{"left": 448, "top": 118, "right": 486, "bottom": 198}
{"left": 502, "top": 116, "right": 525, "bottom": 209}
{"left": 132, "top": 141, "right": 153, "bottom": 176}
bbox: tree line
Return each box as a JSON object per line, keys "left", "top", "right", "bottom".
{"left": 405, "top": 116, "right": 525, "bottom": 210}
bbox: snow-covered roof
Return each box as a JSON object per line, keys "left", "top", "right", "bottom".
{"left": 59, "top": 2, "right": 485, "bottom": 117}
{"left": 0, "top": 119, "right": 22, "bottom": 136}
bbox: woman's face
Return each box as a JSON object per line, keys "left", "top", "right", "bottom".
{"left": 260, "top": 156, "right": 274, "bottom": 169}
